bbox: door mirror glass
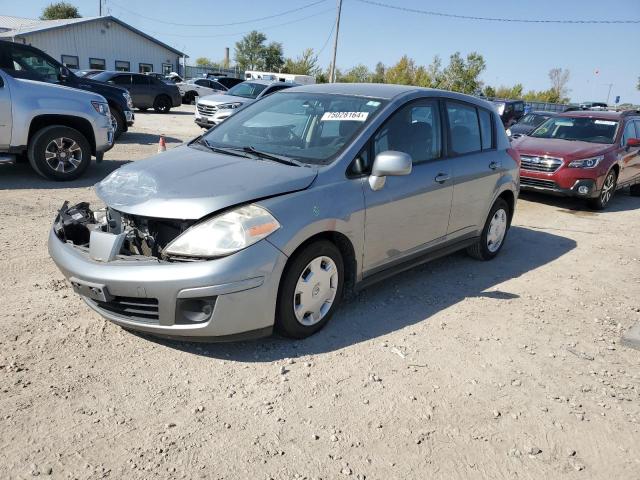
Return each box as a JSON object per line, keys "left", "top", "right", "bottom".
{"left": 369, "top": 150, "right": 412, "bottom": 191}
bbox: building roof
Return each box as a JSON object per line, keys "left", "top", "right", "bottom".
{"left": 0, "top": 15, "right": 186, "bottom": 56}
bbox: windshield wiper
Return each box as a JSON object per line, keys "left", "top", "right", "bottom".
{"left": 198, "top": 139, "right": 252, "bottom": 158}
{"left": 241, "top": 146, "right": 303, "bottom": 167}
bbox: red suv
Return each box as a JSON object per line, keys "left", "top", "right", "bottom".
{"left": 513, "top": 110, "right": 640, "bottom": 209}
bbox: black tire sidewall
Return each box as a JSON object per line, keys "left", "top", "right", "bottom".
{"left": 154, "top": 96, "right": 171, "bottom": 113}
{"left": 28, "top": 126, "right": 91, "bottom": 181}
{"left": 478, "top": 198, "right": 510, "bottom": 260}
{"left": 589, "top": 170, "right": 617, "bottom": 210}
{"left": 111, "top": 108, "right": 125, "bottom": 139}
{"left": 276, "top": 241, "right": 344, "bottom": 339}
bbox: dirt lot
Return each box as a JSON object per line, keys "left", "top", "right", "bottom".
{"left": 1, "top": 104, "right": 639, "bottom": 479}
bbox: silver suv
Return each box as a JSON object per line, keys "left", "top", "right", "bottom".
{"left": 0, "top": 69, "right": 113, "bottom": 180}
{"left": 49, "top": 83, "right": 519, "bottom": 340}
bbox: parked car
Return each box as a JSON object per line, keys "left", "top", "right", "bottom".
{"left": 49, "top": 84, "right": 519, "bottom": 340}
{"left": 0, "top": 40, "right": 134, "bottom": 139}
{"left": 507, "top": 111, "right": 558, "bottom": 139}
{"left": 178, "top": 78, "right": 228, "bottom": 104}
{"left": 492, "top": 99, "right": 525, "bottom": 128}
{"left": 195, "top": 80, "right": 297, "bottom": 128}
{"left": 513, "top": 110, "right": 640, "bottom": 209}
{"left": 579, "top": 101, "right": 608, "bottom": 110}
{"left": 72, "top": 69, "right": 103, "bottom": 78}
{"left": 91, "top": 71, "right": 182, "bottom": 113}
{"left": 205, "top": 75, "right": 244, "bottom": 89}
{"left": 0, "top": 69, "right": 113, "bottom": 180}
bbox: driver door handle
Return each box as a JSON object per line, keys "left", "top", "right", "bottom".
{"left": 434, "top": 173, "right": 450, "bottom": 184}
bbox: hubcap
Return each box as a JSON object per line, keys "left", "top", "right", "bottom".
{"left": 293, "top": 256, "right": 339, "bottom": 326}
{"left": 44, "top": 137, "right": 82, "bottom": 173}
{"left": 486, "top": 208, "right": 507, "bottom": 253}
{"left": 600, "top": 172, "right": 615, "bottom": 205}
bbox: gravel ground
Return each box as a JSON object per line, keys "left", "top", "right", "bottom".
{"left": 1, "top": 104, "right": 639, "bottom": 479}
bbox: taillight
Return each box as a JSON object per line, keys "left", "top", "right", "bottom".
{"left": 507, "top": 148, "right": 521, "bottom": 167}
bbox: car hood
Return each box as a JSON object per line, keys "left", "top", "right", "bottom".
{"left": 95, "top": 144, "right": 317, "bottom": 220}
{"left": 198, "top": 93, "right": 252, "bottom": 106}
{"left": 512, "top": 136, "right": 612, "bottom": 160}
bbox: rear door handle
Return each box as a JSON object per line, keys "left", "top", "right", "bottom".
{"left": 489, "top": 161, "right": 501, "bottom": 170}
{"left": 434, "top": 173, "right": 450, "bottom": 184}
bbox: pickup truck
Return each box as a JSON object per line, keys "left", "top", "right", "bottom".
{"left": 0, "top": 69, "right": 114, "bottom": 181}
{"left": 0, "top": 40, "right": 134, "bottom": 139}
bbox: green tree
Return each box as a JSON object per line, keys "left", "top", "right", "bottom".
{"left": 384, "top": 55, "right": 418, "bottom": 85}
{"left": 40, "top": 2, "right": 80, "bottom": 20}
{"left": 195, "top": 57, "right": 214, "bottom": 67}
{"left": 493, "top": 83, "right": 524, "bottom": 99}
{"left": 341, "top": 64, "right": 371, "bottom": 83}
{"left": 234, "top": 30, "right": 267, "bottom": 70}
{"left": 371, "top": 62, "right": 385, "bottom": 83}
{"left": 263, "top": 42, "right": 284, "bottom": 71}
{"left": 282, "top": 48, "right": 320, "bottom": 76}
{"left": 483, "top": 85, "right": 496, "bottom": 98}
{"left": 440, "top": 52, "right": 486, "bottom": 94}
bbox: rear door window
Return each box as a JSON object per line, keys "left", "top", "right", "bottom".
{"left": 132, "top": 75, "right": 150, "bottom": 85}
{"left": 446, "top": 102, "right": 481, "bottom": 155}
{"left": 111, "top": 74, "right": 131, "bottom": 85}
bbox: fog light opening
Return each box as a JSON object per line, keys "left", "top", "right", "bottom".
{"left": 578, "top": 185, "right": 589, "bottom": 195}
{"left": 175, "top": 296, "right": 217, "bottom": 325}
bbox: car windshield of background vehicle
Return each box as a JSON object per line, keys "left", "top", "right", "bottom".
{"left": 226, "top": 82, "right": 268, "bottom": 99}
{"left": 519, "top": 113, "right": 548, "bottom": 127}
{"left": 201, "top": 92, "right": 386, "bottom": 165}
{"left": 531, "top": 117, "right": 619, "bottom": 144}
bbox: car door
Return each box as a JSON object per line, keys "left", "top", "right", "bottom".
{"left": 618, "top": 120, "right": 640, "bottom": 185}
{"left": 362, "top": 99, "right": 453, "bottom": 274}
{"left": 130, "top": 74, "right": 151, "bottom": 107}
{"left": 446, "top": 101, "right": 503, "bottom": 237}
{"left": 0, "top": 72, "right": 11, "bottom": 149}
{"left": 109, "top": 73, "right": 132, "bottom": 97}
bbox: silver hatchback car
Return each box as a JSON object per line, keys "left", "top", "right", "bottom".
{"left": 49, "top": 83, "right": 519, "bottom": 340}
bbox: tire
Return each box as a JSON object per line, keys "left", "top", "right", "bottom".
{"left": 276, "top": 241, "right": 344, "bottom": 339}
{"left": 110, "top": 108, "right": 125, "bottom": 139}
{"left": 588, "top": 169, "right": 617, "bottom": 210}
{"left": 467, "top": 198, "right": 510, "bottom": 261}
{"left": 629, "top": 183, "right": 640, "bottom": 196}
{"left": 153, "top": 95, "right": 171, "bottom": 113}
{"left": 27, "top": 126, "right": 91, "bottom": 181}
{"left": 183, "top": 91, "right": 196, "bottom": 105}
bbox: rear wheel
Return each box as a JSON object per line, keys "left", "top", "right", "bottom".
{"left": 153, "top": 95, "right": 171, "bottom": 113}
{"left": 27, "top": 126, "right": 91, "bottom": 181}
{"left": 467, "top": 198, "right": 510, "bottom": 261}
{"left": 183, "top": 91, "right": 196, "bottom": 105}
{"left": 588, "top": 170, "right": 617, "bottom": 210}
{"left": 276, "top": 241, "right": 344, "bottom": 339}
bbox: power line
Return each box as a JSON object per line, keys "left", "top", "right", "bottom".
{"left": 108, "top": 0, "right": 328, "bottom": 27}
{"left": 140, "top": 8, "right": 335, "bottom": 38}
{"left": 356, "top": 0, "right": 640, "bottom": 24}
{"left": 316, "top": 17, "right": 336, "bottom": 56}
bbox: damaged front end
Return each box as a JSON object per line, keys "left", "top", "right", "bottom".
{"left": 53, "top": 201, "right": 196, "bottom": 262}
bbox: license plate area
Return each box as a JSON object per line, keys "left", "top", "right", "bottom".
{"left": 69, "top": 277, "right": 113, "bottom": 302}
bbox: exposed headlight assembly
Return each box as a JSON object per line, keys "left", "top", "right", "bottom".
{"left": 217, "top": 102, "right": 243, "bottom": 110}
{"left": 164, "top": 205, "right": 280, "bottom": 258}
{"left": 567, "top": 155, "right": 604, "bottom": 168}
{"left": 91, "top": 101, "right": 110, "bottom": 116}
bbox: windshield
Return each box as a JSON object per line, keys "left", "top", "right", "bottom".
{"left": 201, "top": 92, "right": 386, "bottom": 165}
{"left": 226, "top": 82, "right": 268, "bottom": 99}
{"left": 518, "top": 113, "right": 550, "bottom": 127}
{"left": 530, "top": 117, "right": 619, "bottom": 144}
{"left": 90, "top": 72, "right": 114, "bottom": 82}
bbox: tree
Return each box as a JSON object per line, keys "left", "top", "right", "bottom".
{"left": 548, "top": 68, "right": 570, "bottom": 102}
{"left": 482, "top": 85, "right": 496, "bottom": 98}
{"left": 384, "top": 55, "right": 418, "bottom": 85}
{"left": 493, "top": 83, "right": 524, "bottom": 99}
{"left": 282, "top": 48, "right": 320, "bottom": 76}
{"left": 440, "top": 52, "right": 486, "bottom": 94}
{"left": 340, "top": 64, "right": 371, "bottom": 83}
{"left": 195, "top": 57, "right": 214, "bottom": 67}
{"left": 263, "top": 42, "right": 284, "bottom": 71}
{"left": 234, "top": 31, "right": 267, "bottom": 70}
{"left": 371, "top": 62, "right": 385, "bottom": 83}
{"left": 40, "top": 2, "right": 80, "bottom": 20}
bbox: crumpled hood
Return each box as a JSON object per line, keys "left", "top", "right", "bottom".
{"left": 512, "top": 136, "right": 612, "bottom": 160}
{"left": 96, "top": 144, "right": 317, "bottom": 219}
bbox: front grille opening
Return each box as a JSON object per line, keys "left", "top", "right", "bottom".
{"left": 520, "top": 155, "right": 562, "bottom": 173}
{"left": 90, "top": 296, "right": 159, "bottom": 324}
{"left": 521, "top": 177, "right": 557, "bottom": 189}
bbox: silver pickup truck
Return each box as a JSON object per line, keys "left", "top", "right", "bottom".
{"left": 0, "top": 69, "right": 114, "bottom": 181}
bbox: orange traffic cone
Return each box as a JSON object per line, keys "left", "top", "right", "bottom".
{"left": 158, "top": 134, "right": 166, "bottom": 153}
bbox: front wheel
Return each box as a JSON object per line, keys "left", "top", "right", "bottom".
{"left": 276, "top": 241, "right": 344, "bottom": 339}
{"left": 153, "top": 95, "right": 171, "bottom": 113}
{"left": 467, "top": 198, "right": 510, "bottom": 261}
{"left": 588, "top": 170, "right": 617, "bottom": 210}
{"left": 27, "top": 126, "right": 91, "bottom": 181}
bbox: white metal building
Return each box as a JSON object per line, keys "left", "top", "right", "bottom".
{"left": 0, "top": 15, "right": 186, "bottom": 75}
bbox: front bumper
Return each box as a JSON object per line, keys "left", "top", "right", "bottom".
{"left": 194, "top": 107, "right": 234, "bottom": 128}
{"left": 48, "top": 229, "right": 288, "bottom": 339}
{"left": 520, "top": 176, "right": 599, "bottom": 198}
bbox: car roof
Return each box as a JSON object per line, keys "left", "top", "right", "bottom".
{"left": 558, "top": 110, "right": 624, "bottom": 120}
{"left": 286, "top": 82, "right": 435, "bottom": 100}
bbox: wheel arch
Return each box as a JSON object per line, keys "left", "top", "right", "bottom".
{"left": 28, "top": 115, "right": 96, "bottom": 155}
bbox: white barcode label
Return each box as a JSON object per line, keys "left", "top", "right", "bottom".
{"left": 321, "top": 111, "right": 369, "bottom": 122}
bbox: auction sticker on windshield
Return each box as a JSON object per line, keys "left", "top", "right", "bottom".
{"left": 321, "top": 111, "right": 369, "bottom": 121}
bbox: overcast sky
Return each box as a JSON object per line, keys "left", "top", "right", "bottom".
{"left": 5, "top": 0, "right": 640, "bottom": 104}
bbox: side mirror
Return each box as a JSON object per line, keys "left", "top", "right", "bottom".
{"left": 626, "top": 138, "right": 640, "bottom": 148}
{"left": 59, "top": 66, "right": 70, "bottom": 81}
{"left": 368, "top": 150, "right": 412, "bottom": 191}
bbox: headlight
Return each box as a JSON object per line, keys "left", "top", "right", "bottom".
{"left": 217, "top": 102, "right": 243, "bottom": 110}
{"left": 122, "top": 92, "right": 133, "bottom": 109}
{"left": 91, "top": 101, "right": 110, "bottom": 116}
{"left": 567, "top": 155, "right": 604, "bottom": 169}
{"left": 164, "top": 204, "right": 280, "bottom": 258}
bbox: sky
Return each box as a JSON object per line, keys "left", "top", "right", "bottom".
{"left": 3, "top": 0, "right": 640, "bottom": 104}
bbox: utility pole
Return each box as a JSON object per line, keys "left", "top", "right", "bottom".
{"left": 329, "top": 0, "right": 343, "bottom": 83}
{"left": 99, "top": 0, "right": 102, "bottom": 16}
{"left": 602, "top": 83, "right": 614, "bottom": 104}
